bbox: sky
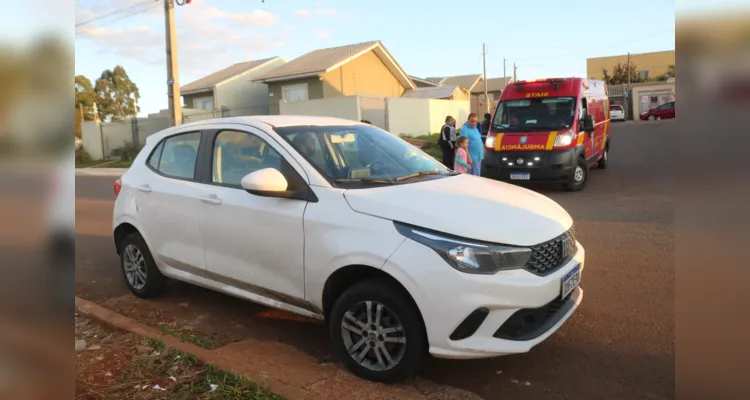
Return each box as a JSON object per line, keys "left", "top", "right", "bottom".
{"left": 22, "top": 0, "right": 730, "bottom": 117}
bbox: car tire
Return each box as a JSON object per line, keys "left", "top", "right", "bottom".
{"left": 329, "top": 278, "right": 426, "bottom": 384}
{"left": 648, "top": 115, "right": 656, "bottom": 121}
{"left": 119, "top": 233, "right": 166, "bottom": 298}
{"left": 564, "top": 157, "right": 589, "bottom": 191}
{"left": 597, "top": 146, "right": 609, "bottom": 169}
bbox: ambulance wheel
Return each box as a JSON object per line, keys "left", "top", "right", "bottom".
{"left": 597, "top": 147, "right": 609, "bottom": 169}
{"left": 564, "top": 158, "right": 588, "bottom": 192}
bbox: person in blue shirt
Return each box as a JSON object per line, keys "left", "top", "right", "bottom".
{"left": 459, "top": 113, "right": 484, "bottom": 176}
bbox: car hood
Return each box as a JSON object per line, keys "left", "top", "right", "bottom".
{"left": 343, "top": 174, "right": 573, "bottom": 246}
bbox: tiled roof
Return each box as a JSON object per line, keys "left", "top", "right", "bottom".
{"left": 254, "top": 41, "right": 380, "bottom": 82}
{"left": 181, "top": 57, "right": 279, "bottom": 93}
{"left": 440, "top": 74, "right": 483, "bottom": 91}
{"left": 472, "top": 77, "right": 512, "bottom": 93}
{"left": 424, "top": 77, "right": 444, "bottom": 84}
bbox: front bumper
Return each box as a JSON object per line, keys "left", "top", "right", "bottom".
{"left": 382, "top": 238, "right": 585, "bottom": 359}
{"left": 481, "top": 148, "right": 577, "bottom": 184}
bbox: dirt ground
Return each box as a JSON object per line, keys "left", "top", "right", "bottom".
{"left": 75, "top": 314, "right": 284, "bottom": 400}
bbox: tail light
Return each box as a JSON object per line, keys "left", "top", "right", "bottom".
{"left": 114, "top": 179, "right": 122, "bottom": 196}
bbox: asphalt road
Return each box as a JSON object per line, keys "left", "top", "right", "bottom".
{"left": 75, "top": 120, "right": 675, "bottom": 399}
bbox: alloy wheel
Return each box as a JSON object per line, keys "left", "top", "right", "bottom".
{"left": 340, "top": 300, "right": 407, "bottom": 372}
{"left": 574, "top": 166, "right": 585, "bottom": 183}
{"left": 123, "top": 244, "right": 148, "bottom": 290}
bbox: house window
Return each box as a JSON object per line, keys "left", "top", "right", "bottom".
{"left": 636, "top": 70, "right": 650, "bottom": 80}
{"left": 282, "top": 83, "right": 309, "bottom": 103}
{"left": 194, "top": 97, "right": 214, "bottom": 110}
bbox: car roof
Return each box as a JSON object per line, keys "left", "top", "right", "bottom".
{"left": 146, "top": 115, "right": 367, "bottom": 145}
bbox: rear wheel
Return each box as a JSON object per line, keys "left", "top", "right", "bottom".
{"left": 329, "top": 279, "right": 426, "bottom": 383}
{"left": 119, "top": 233, "right": 166, "bottom": 298}
{"left": 597, "top": 146, "right": 609, "bottom": 169}
{"left": 564, "top": 157, "right": 589, "bottom": 191}
{"left": 648, "top": 115, "right": 656, "bottom": 121}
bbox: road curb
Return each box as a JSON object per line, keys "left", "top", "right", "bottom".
{"left": 75, "top": 168, "right": 129, "bottom": 177}
{"left": 75, "top": 296, "right": 320, "bottom": 400}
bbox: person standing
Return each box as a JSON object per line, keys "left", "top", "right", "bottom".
{"left": 481, "top": 113, "right": 492, "bottom": 142}
{"left": 438, "top": 115, "right": 456, "bottom": 168}
{"left": 459, "top": 113, "right": 484, "bottom": 176}
{"left": 453, "top": 136, "right": 472, "bottom": 173}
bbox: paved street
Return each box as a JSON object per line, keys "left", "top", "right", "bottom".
{"left": 75, "top": 121, "right": 675, "bottom": 399}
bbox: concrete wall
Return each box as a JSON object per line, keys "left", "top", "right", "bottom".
{"left": 279, "top": 95, "right": 361, "bottom": 121}
{"left": 359, "top": 95, "right": 387, "bottom": 129}
{"left": 321, "top": 50, "right": 406, "bottom": 98}
{"left": 587, "top": 50, "right": 675, "bottom": 80}
{"left": 136, "top": 117, "right": 170, "bottom": 145}
{"left": 81, "top": 120, "right": 103, "bottom": 160}
{"left": 267, "top": 76, "right": 324, "bottom": 115}
{"left": 100, "top": 121, "right": 133, "bottom": 158}
{"left": 386, "top": 98, "right": 470, "bottom": 136}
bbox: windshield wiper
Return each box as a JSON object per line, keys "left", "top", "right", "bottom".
{"left": 335, "top": 177, "right": 395, "bottom": 184}
{"left": 394, "top": 170, "right": 441, "bottom": 182}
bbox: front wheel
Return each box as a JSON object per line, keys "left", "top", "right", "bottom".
{"left": 648, "top": 115, "right": 656, "bottom": 121}
{"left": 564, "top": 158, "right": 589, "bottom": 191}
{"left": 329, "top": 279, "right": 426, "bottom": 383}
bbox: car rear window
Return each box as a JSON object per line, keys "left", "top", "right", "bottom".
{"left": 610, "top": 105, "right": 623, "bottom": 111}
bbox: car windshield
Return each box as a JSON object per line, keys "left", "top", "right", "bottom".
{"left": 275, "top": 124, "right": 453, "bottom": 188}
{"left": 492, "top": 97, "right": 576, "bottom": 132}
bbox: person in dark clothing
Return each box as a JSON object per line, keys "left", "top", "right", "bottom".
{"left": 481, "top": 113, "right": 492, "bottom": 142}
{"left": 438, "top": 115, "right": 456, "bottom": 168}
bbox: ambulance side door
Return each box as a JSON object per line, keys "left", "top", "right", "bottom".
{"left": 579, "top": 96, "right": 596, "bottom": 161}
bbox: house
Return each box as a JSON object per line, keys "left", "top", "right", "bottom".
{"left": 401, "top": 85, "right": 469, "bottom": 100}
{"left": 587, "top": 50, "right": 675, "bottom": 81}
{"left": 180, "top": 56, "right": 287, "bottom": 115}
{"left": 471, "top": 77, "right": 511, "bottom": 101}
{"left": 409, "top": 75, "right": 441, "bottom": 88}
{"left": 254, "top": 40, "right": 416, "bottom": 114}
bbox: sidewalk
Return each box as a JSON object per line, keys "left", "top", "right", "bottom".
{"left": 76, "top": 297, "right": 483, "bottom": 400}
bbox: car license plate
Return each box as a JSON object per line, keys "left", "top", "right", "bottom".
{"left": 510, "top": 172, "right": 530, "bottom": 180}
{"left": 561, "top": 264, "right": 581, "bottom": 300}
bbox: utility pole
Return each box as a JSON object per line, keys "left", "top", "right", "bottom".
{"left": 513, "top": 63, "right": 517, "bottom": 81}
{"left": 164, "top": 0, "right": 182, "bottom": 126}
{"left": 627, "top": 52, "right": 631, "bottom": 85}
{"left": 503, "top": 57, "right": 508, "bottom": 86}
{"left": 482, "top": 43, "right": 489, "bottom": 114}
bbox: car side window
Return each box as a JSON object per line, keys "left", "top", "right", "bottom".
{"left": 212, "top": 130, "right": 285, "bottom": 187}
{"left": 156, "top": 132, "right": 201, "bottom": 180}
{"left": 147, "top": 140, "right": 165, "bottom": 170}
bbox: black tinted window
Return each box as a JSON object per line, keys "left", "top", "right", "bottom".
{"left": 156, "top": 132, "right": 201, "bottom": 180}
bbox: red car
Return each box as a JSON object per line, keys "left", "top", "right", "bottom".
{"left": 639, "top": 101, "right": 675, "bottom": 121}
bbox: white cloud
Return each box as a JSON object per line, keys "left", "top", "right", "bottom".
{"left": 294, "top": 9, "right": 311, "bottom": 17}
{"left": 315, "top": 8, "right": 337, "bottom": 16}
{"left": 294, "top": 8, "right": 337, "bottom": 18}
{"left": 76, "top": 0, "right": 284, "bottom": 80}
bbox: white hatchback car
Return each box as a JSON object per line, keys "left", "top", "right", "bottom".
{"left": 609, "top": 104, "right": 626, "bottom": 121}
{"left": 112, "top": 116, "right": 584, "bottom": 383}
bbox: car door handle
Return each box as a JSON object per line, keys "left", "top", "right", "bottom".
{"left": 199, "top": 195, "right": 222, "bottom": 205}
{"left": 137, "top": 184, "right": 152, "bottom": 193}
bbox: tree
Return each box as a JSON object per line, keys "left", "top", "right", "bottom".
{"left": 94, "top": 65, "right": 140, "bottom": 122}
{"left": 667, "top": 64, "right": 675, "bottom": 78}
{"left": 602, "top": 61, "right": 642, "bottom": 85}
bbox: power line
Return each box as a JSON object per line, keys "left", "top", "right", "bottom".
{"left": 76, "top": 1, "right": 161, "bottom": 35}
{"left": 76, "top": 0, "right": 157, "bottom": 28}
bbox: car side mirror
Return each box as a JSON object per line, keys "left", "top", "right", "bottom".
{"left": 581, "top": 114, "right": 595, "bottom": 133}
{"left": 240, "top": 168, "right": 310, "bottom": 201}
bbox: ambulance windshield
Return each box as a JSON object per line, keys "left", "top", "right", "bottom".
{"left": 492, "top": 97, "right": 576, "bottom": 132}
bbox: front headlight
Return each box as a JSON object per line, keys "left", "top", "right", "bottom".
{"left": 554, "top": 130, "right": 576, "bottom": 147}
{"left": 394, "top": 222, "right": 532, "bottom": 275}
{"left": 485, "top": 135, "right": 495, "bottom": 148}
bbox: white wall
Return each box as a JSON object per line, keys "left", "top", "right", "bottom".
{"left": 386, "top": 98, "right": 470, "bottom": 136}
{"left": 81, "top": 120, "right": 103, "bottom": 160}
{"left": 359, "top": 95, "right": 387, "bottom": 129}
{"left": 279, "top": 96, "right": 361, "bottom": 121}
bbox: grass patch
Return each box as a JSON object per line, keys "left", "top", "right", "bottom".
{"left": 76, "top": 159, "right": 109, "bottom": 168}
{"left": 162, "top": 325, "right": 222, "bottom": 349}
{"left": 173, "top": 365, "right": 285, "bottom": 400}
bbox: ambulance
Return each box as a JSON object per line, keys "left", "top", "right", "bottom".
{"left": 482, "top": 78, "right": 610, "bottom": 191}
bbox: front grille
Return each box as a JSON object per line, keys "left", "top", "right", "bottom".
{"left": 524, "top": 227, "right": 576, "bottom": 276}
